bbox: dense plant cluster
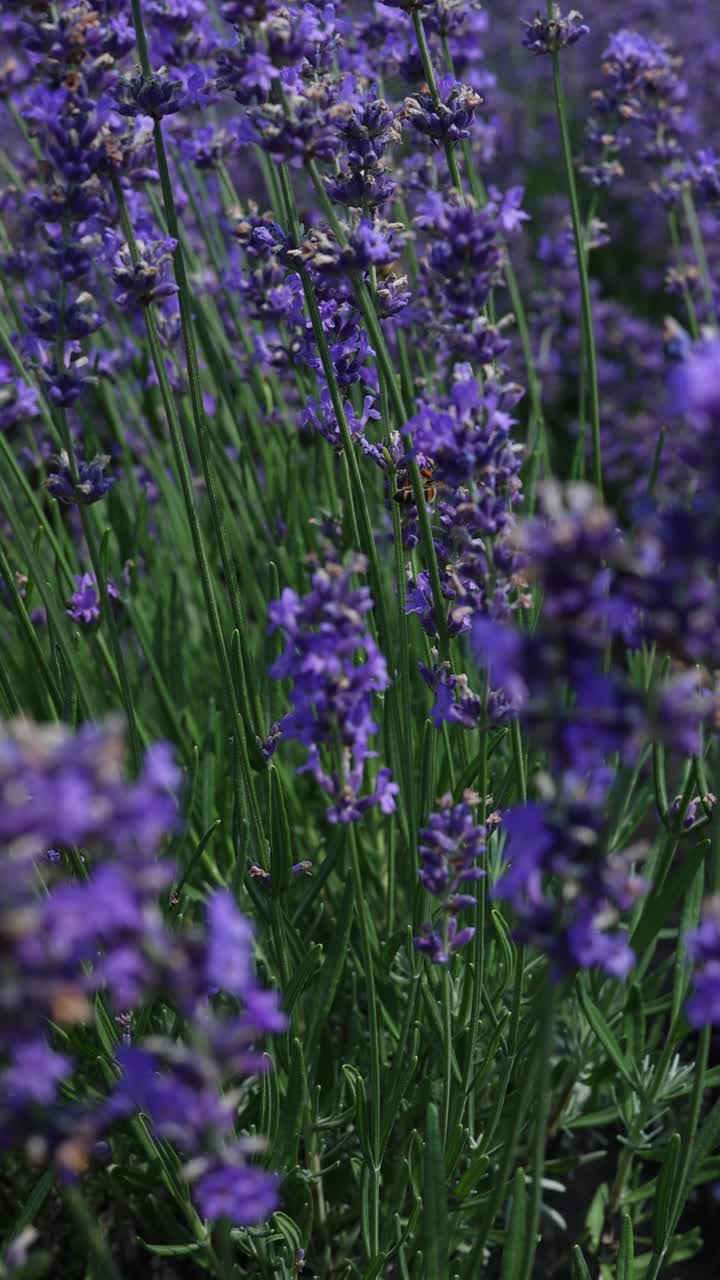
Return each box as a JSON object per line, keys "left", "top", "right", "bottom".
{"left": 2, "top": 1, "right": 720, "bottom": 1277}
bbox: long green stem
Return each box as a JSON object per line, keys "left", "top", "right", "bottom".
{"left": 306, "top": 161, "right": 450, "bottom": 661}
{"left": 682, "top": 189, "right": 717, "bottom": 324}
{"left": 645, "top": 812, "right": 720, "bottom": 1278}
{"left": 350, "top": 826, "right": 382, "bottom": 1260}
{"left": 128, "top": 1, "right": 262, "bottom": 750}
{"left": 411, "top": 12, "right": 465, "bottom": 198}
{"left": 441, "top": 962, "right": 453, "bottom": 1149}
{"left": 111, "top": 176, "right": 267, "bottom": 857}
{"left": 550, "top": 50, "right": 602, "bottom": 496}
{"left": 522, "top": 983, "right": 559, "bottom": 1280}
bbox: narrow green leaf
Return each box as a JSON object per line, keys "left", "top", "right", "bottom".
{"left": 139, "top": 1241, "right": 203, "bottom": 1257}
{"left": 571, "top": 1244, "right": 592, "bottom": 1280}
{"left": 362, "top": 1254, "right": 388, "bottom": 1279}
{"left": 283, "top": 942, "right": 323, "bottom": 1016}
{"left": 671, "top": 858, "right": 705, "bottom": 1021}
{"left": 617, "top": 1213, "right": 634, "bottom": 1280}
{"left": 271, "top": 1212, "right": 303, "bottom": 1256}
{"left": 273, "top": 1038, "right": 309, "bottom": 1171}
{"left": 501, "top": 1168, "right": 527, "bottom": 1280}
{"left": 423, "top": 1103, "right": 449, "bottom": 1280}
{"left": 305, "top": 879, "right": 354, "bottom": 1058}
{"left": 173, "top": 818, "right": 222, "bottom": 902}
{"left": 455, "top": 1153, "right": 490, "bottom": 1200}
{"left": 585, "top": 1181, "right": 609, "bottom": 1250}
{"left": 631, "top": 840, "right": 708, "bottom": 956}
{"left": 652, "top": 1133, "right": 681, "bottom": 1253}
{"left": 688, "top": 1095, "right": 720, "bottom": 1188}
{"left": 576, "top": 980, "right": 638, "bottom": 1093}
{"left": 343, "top": 1065, "right": 373, "bottom": 1167}
{"left": 269, "top": 765, "right": 294, "bottom": 897}
{"left": 490, "top": 910, "right": 516, "bottom": 988}
{"left": 5, "top": 1167, "right": 55, "bottom": 1243}
{"left": 417, "top": 719, "right": 437, "bottom": 826}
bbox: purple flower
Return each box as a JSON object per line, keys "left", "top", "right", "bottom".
{"left": 112, "top": 236, "right": 179, "bottom": 309}
{"left": 1, "top": 717, "right": 283, "bottom": 1221}
{"left": 206, "top": 890, "right": 255, "bottom": 997}
{"left": 686, "top": 899, "right": 720, "bottom": 1026}
{"left": 268, "top": 557, "right": 397, "bottom": 823}
{"left": 112, "top": 69, "right": 184, "bottom": 120}
{"left": 193, "top": 1163, "right": 280, "bottom": 1225}
{"left": 653, "top": 671, "right": 716, "bottom": 759}
{"left": 2, "top": 1040, "right": 71, "bottom": 1106}
{"left": 46, "top": 451, "right": 115, "bottom": 506}
{"left": 0, "top": 361, "right": 40, "bottom": 432}
{"left": 24, "top": 293, "right": 103, "bottom": 342}
{"left": 681, "top": 149, "right": 720, "bottom": 206}
{"left": 66, "top": 573, "right": 120, "bottom": 626}
{"left": 495, "top": 771, "right": 645, "bottom": 979}
{"left": 522, "top": 7, "right": 589, "bottom": 56}
{"left": 414, "top": 793, "right": 485, "bottom": 964}
{"left": 403, "top": 77, "right": 482, "bottom": 148}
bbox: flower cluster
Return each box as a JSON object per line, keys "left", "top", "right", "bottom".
{"left": 685, "top": 898, "right": 720, "bottom": 1027}
{"left": 66, "top": 572, "right": 120, "bottom": 626}
{"left": 268, "top": 557, "right": 398, "bottom": 823}
{"left": 414, "top": 793, "right": 486, "bottom": 964}
{"left": 0, "top": 719, "right": 284, "bottom": 1225}
{"left": 46, "top": 451, "right": 115, "bottom": 506}
{"left": 582, "top": 29, "right": 688, "bottom": 188}
{"left": 496, "top": 770, "right": 645, "bottom": 977}
{"left": 521, "top": 7, "right": 589, "bottom": 56}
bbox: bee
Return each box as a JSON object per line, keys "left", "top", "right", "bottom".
{"left": 393, "top": 464, "right": 437, "bottom": 506}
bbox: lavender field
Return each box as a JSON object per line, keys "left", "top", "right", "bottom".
{"left": 2, "top": 1, "right": 720, "bottom": 1276}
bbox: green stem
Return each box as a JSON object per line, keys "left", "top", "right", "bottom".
{"left": 645, "top": 813, "right": 720, "bottom": 1278}
{"left": 306, "top": 161, "right": 450, "bottom": 661}
{"left": 441, "top": 962, "right": 453, "bottom": 1149}
{"left": 64, "top": 1186, "right": 123, "bottom": 1280}
{"left": 550, "top": 50, "right": 602, "bottom": 496}
{"left": 350, "top": 825, "right": 382, "bottom": 1260}
{"left": 411, "top": 12, "right": 465, "bottom": 198}
{"left": 470, "top": 973, "right": 548, "bottom": 1269}
{"left": 111, "top": 177, "right": 267, "bottom": 857}
{"left": 522, "top": 983, "right": 559, "bottom": 1280}
{"left": 682, "top": 189, "right": 718, "bottom": 324}
{"left": 127, "top": 4, "right": 262, "bottom": 748}
{"left": 668, "top": 211, "right": 700, "bottom": 341}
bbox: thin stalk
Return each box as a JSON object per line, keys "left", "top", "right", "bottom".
{"left": 549, "top": 49, "right": 602, "bottom": 496}
{"left": 50, "top": 208, "right": 142, "bottom": 765}
{"left": 441, "top": 962, "right": 453, "bottom": 1149}
{"left": 439, "top": 33, "right": 549, "bottom": 503}
{"left": 64, "top": 1186, "right": 123, "bottom": 1280}
{"left": 127, "top": 3, "right": 262, "bottom": 746}
{"left": 522, "top": 983, "right": 559, "bottom": 1280}
{"left": 306, "top": 160, "right": 450, "bottom": 661}
{"left": 682, "top": 189, "right": 717, "bottom": 323}
{"left": 112, "top": 178, "right": 267, "bottom": 856}
{"left": 457, "top": 690, "right": 489, "bottom": 1131}
{"left": 0, "top": 536, "right": 61, "bottom": 717}
{"left": 411, "top": 12, "right": 465, "bottom": 198}
{"left": 645, "top": 813, "right": 720, "bottom": 1279}
{"left": 350, "top": 825, "right": 382, "bottom": 1260}
{"left": 469, "top": 974, "right": 549, "bottom": 1270}
{"left": 668, "top": 211, "right": 700, "bottom": 341}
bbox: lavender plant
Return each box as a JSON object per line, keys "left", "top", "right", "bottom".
{"left": 2, "top": 1, "right": 720, "bottom": 1277}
